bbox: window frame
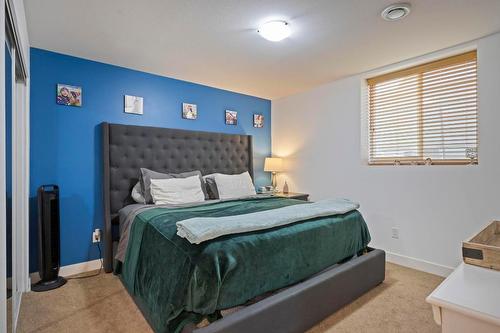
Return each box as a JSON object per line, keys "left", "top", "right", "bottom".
{"left": 366, "top": 50, "right": 478, "bottom": 166}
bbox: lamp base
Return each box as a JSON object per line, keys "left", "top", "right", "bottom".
{"left": 271, "top": 172, "right": 278, "bottom": 191}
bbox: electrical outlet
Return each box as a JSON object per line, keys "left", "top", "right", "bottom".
{"left": 391, "top": 227, "right": 399, "bottom": 239}
{"left": 92, "top": 228, "right": 101, "bottom": 243}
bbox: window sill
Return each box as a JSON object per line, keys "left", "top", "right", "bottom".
{"left": 368, "top": 160, "right": 478, "bottom": 166}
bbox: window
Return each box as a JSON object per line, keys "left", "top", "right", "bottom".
{"left": 367, "top": 51, "right": 478, "bottom": 165}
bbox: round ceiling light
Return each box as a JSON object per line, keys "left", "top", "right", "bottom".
{"left": 258, "top": 20, "right": 291, "bottom": 42}
{"left": 381, "top": 3, "right": 411, "bottom": 21}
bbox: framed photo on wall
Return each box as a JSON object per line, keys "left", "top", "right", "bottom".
{"left": 124, "top": 95, "right": 144, "bottom": 115}
{"left": 225, "top": 110, "right": 237, "bottom": 125}
{"left": 253, "top": 114, "right": 264, "bottom": 128}
{"left": 182, "top": 103, "right": 197, "bottom": 120}
{"left": 56, "top": 84, "right": 82, "bottom": 107}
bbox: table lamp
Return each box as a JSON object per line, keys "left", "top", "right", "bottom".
{"left": 264, "top": 157, "right": 284, "bottom": 191}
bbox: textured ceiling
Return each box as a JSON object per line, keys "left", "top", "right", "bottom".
{"left": 24, "top": 0, "right": 500, "bottom": 99}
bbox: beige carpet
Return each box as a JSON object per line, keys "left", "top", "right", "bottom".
{"left": 12, "top": 263, "right": 443, "bottom": 333}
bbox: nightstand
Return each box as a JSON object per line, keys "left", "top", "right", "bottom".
{"left": 271, "top": 192, "right": 309, "bottom": 201}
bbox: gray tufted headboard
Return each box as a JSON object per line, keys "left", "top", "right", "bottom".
{"left": 101, "top": 122, "right": 254, "bottom": 272}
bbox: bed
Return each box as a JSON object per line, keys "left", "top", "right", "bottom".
{"left": 101, "top": 122, "right": 385, "bottom": 333}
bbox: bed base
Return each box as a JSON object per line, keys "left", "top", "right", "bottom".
{"left": 182, "top": 248, "right": 385, "bottom": 333}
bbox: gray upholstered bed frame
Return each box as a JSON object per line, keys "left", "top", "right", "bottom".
{"left": 190, "top": 248, "right": 385, "bottom": 333}
{"left": 101, "top": 122, "right": 385, "bottom": 333}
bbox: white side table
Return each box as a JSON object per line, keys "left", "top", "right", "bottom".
{"left": 426, "top": 263, "right": 500, "bottom": 333}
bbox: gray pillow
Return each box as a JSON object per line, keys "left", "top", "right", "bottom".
{"left": 140, "top": 168, "right": 208, "bottom": 203}
{"left": 205, "top": 177, "right": 219, "bottom": 199}
{"left": 131, "top": 181, "right": 146, "bottom": 204}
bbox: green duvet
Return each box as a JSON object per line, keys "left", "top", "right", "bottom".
{"left": 118, "top": 197, "right": 371, "bottom": 333}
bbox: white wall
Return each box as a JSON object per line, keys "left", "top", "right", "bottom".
{"left": 272, "top": 32, "right": 500, "bottom": 276}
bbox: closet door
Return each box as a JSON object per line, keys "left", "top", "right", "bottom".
{"left": 2, "top": 0, "right": 29, "bottom": 330}
{"left": 5, "top": 40, "right": 12, "bottom": 333}
{"left": 0, "top": 1, "right": 7, "bottom": 331}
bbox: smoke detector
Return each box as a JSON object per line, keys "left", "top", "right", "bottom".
{"left": 381, "top": 3, "right": 411, "bottom": 21}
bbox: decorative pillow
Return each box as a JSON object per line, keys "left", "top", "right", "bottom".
{"left": 204, "top": 177, "right": 219, "bottom": 199}
{"left": 212, "top": 171, "right": 256, "bottom": 200}
{"left": 140, "top": 168, "right": 208, "bottom": 203}
{"left": 203, "top": 173, "right": 220, "bottom": 199}
{"left": 131, "top": 181, "right": 146, "bottom": 204}
{"left": 149, "top": 175, "right": 205, "bottom": 205}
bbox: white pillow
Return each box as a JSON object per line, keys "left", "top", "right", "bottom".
{"left": 149, "top": 175, "right": 205, "bottom": 205}
{"left": 131, "top": 181, "right": 146, "bottom": 204}
{"left": 213, "top": 171, "right": 256, "bottom": 200}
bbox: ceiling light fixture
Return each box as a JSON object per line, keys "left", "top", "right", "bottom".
{"left": 258, "top": 20, "right": 291, "bottom": 42}
{"left": 381, "top": 3, "right": 411, "bottom": 21}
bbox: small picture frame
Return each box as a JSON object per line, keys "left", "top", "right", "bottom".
{"left": 253, "top": 114, "right": 264, "bottom": 128}
{"left": 182, "top": 103, "right": 197, "bottom": 120}
{"left": 56, "top": 84, "right": 82, "bottom": 107}
{"left": 124, "top": 95, "right": 144, "bottom": 115}
{"left": 225, "top": 110, "right": 237, "bottom": 125}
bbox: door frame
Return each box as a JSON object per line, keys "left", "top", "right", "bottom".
{"left": 0, "top": 1, "right": 7, "bottom": 331}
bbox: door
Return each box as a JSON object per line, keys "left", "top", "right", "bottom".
{"left": 5, "top": 39, "right": 12, "bottom": 332}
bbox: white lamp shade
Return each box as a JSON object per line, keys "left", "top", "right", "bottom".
{"left": 264, "top": 157, "right": 284, "bottom": 172}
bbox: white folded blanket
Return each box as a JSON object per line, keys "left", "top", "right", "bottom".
{"left": 176, "top": 198, "right": 359, "bottom": 244}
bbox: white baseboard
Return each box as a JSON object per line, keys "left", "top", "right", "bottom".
{"left": 60, "top": 258, "right": 103, "bottom": 277}
{"left": 384, "top": 251, "right": 454, "bottom": 277}
{"left": 30, "top": 259, "right": 102, "bottom": 284}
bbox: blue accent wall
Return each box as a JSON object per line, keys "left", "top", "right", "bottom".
{"left": 29, "top": 48, "right": 271, "bottom": 271}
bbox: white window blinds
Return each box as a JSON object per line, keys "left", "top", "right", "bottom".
{"left": 367, "top": 51, "right": 478, "bottom": 165}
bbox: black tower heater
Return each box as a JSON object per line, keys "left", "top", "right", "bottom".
{"left": 32, "top": 185, "right": 67, "bottom": 292}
